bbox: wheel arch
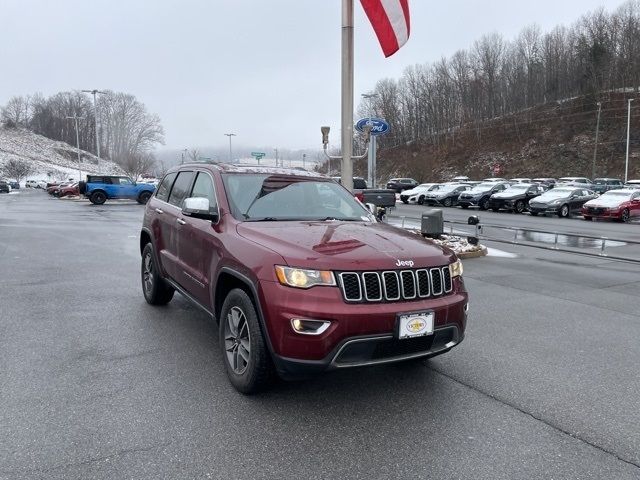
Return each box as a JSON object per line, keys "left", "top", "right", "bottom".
{"left": 214, "top": 268, "right": 275, "bottom": 355}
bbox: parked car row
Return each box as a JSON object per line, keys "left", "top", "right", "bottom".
{"left": 395, "top": 176, "right": 640, "bottom": 222}
{"left": 38, "top": 175, "right": 157, "bottom": 204}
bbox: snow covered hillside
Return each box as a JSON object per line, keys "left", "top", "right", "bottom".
{"left": 0, "top": 127, "right": 124, "bottom": 182}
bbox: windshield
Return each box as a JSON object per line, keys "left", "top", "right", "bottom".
{"left": 538, "top": 188, "right": 575, "bottom": 199}
{"left": 474, "top": 182, "right": 500, "bottom": 190}
{"left": 222, "top": 174, "right": 371, "bottom": 222}
{"left": 434, "top": 184, "right": 460, "bottom": 193}
{"left": 503, "top": 185, "right": 530, "bottom": 192}
{"left": 599, "top": 191, "right": 632, "bottom": 200}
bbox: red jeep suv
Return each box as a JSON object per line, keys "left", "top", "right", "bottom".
{"left": 140, "top": 164, "right": 468, "bottom": 393}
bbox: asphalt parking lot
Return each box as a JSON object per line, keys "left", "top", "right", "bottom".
{"left": 1, "top": 189, "right": 639, "bottom": 479}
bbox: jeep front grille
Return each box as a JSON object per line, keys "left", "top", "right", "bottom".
{"left": 338, "top": 267, "right": 453, "bottom": 303}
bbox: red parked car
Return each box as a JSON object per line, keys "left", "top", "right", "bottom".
{"left": 57, "top": 183, "right": 79, "bottom": 197}
{"left": 140, "top": 164, "right": 468, "bottom": 393}
{"left": 582, "top": 189, "right": 640, "bottom": 222}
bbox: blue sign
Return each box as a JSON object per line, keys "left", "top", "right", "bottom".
{"left": 355, "top": 118, "right": 390, "bottom": 136}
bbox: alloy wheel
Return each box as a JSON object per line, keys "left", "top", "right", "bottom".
{"left": 224, "top": 306, "right": 251, "bottom": 375}
{"left": 143, "top": 252, "right": 154, "bottom": 295}
{"left": 622, "top": 209, "right": 630, "bottom": 223}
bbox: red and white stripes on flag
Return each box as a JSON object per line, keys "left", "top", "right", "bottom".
{"left": 360, "top": 0, "right": 410, "bottom": 57}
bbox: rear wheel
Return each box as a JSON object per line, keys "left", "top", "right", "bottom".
{"left": 443, "top": 197, "right": 453, "bottom": 207}
{"left": 479, "top": 197, "right": 490, "bottom": 210}
{"left": 141, "top": 243, "right": 174, "bottom": 305}
{"left": 89, "top": 191, "right": 106, "bottom": 205}
{"left": 220, "top": 289, "right": 275, "bottom": 394}
{"left": 621, "top": 209, "right": 630, "bottom": 223}
{"left": 138, "top": 191, "right": 152, "bottom": 204}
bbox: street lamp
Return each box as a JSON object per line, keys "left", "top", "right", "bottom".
{"left": 66, "top": 115, "right": 85, "bottom": 181}
{"left": 81, "top": 89, "right": 107, "bottom": 166}
{"left": 592, "top": 102, "right": 602, "bottom": 179}
{"left": 224, "top": 133, "right": 236, "bottom": 163}
{"left": 625, "top": 99, "right": 634, "bottom": 183}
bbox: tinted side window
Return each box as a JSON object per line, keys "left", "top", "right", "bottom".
{"left": 353, "top": 178, "right": 367, "bottom": 189}
{"left": 167, "top": 171, "right": 194, "bottom": 207}
{"left": 190, "top": 172, "right": 218, "bottom": 210}
{"left": 156, "top": 173, "right": 177, "bottom": 202}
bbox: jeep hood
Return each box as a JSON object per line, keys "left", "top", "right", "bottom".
{"left": 236, "top": 221, "right": 454, "bottom": 270}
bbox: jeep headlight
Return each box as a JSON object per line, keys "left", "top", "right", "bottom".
{"left": 275, "top": 266, "right": 336, "bottom": 289}
{"left": 449, "top": 259, "right": 463, "bottom": 278}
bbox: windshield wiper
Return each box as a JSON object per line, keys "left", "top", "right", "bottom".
{"left": 314, "top": 217, "right": 361, "bottom": 222}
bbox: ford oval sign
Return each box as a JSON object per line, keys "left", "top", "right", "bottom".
{"left": 355, "top": 118, "right": 390, "bottom": 136}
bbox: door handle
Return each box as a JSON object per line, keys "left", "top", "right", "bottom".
{"left": 155, "top": 208, "right": 164, "bottom": 214}
{"left": 177, "top": 218, "right": 186, "bottom": 225}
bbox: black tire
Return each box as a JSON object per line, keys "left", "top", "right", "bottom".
{"left": 530, "top": 211, "right": 539, "bottom": 216}
{"left": 442, "top": 197, "right": 453, "bottom": 207}
{"left": 621, "top": 209, "right": 630, "bottom": 223}
{"left": 558, "top": 204, "right": 570, "bottom": 218}
{"left": 418, "top": 196, "right": 425, "bottom": 205}
{"left": 479, "top": 197, "right": 490, "bottom": 211}
{"left": 89, "top": 191, "right": 107, "bottom": 205}
{"left": 401, "top": 199, "right": 408, "bottom": 204}
{"left": 583, "top": 216, "right": 592, "bottom": 221}
{"left": 138, "top": 191, "right": 152, "bottom": 205}
{"left": 141, "top": 243, "right": 174, "bottom": 305}
{"left": 514, "top": 200, "right": 525, "bottom": 214}
{"left": 219, "top": 289, "right": 275, "bottom": 394}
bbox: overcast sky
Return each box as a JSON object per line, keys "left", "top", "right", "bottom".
{"left": 0, "top": 0, "right": 626, "bottom": 153}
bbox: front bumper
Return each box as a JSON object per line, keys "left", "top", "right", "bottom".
{"left": 457, "top": 196, "right": 481, "bottom": 207}
{"left": 582, "top": 208, "right": 620, "bottom": 219}
{"left": 528, "top": 204, "right": 560, "bottom": 214}
{"left": 257, "top": 278, "right": 468, "bottom": 378}
{"left": 488, "top": 199, "right": 514, "bottom": 210}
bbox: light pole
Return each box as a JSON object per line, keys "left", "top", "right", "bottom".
{"left": 81, "top": 89, "right": 107, "bottom": 166}
{"left": 340, "top": 0, "right": 355, "bottom": 192}
{"left": 592, "top": 102, "right": 601, "bottom": 179}
{"left": 225, "top": 133, "right": 236, "bottom": 163}
{"left": 625, "top": 98, "right": 634, "bottom": 183}
{"left": 362, "top": 92, "right": 379, "bottom": 188}
{"left": 66, "top": 115, "right": 85, "bottom": 181}
{"left": 302, "top": 153, "right": 306, "bottom": 169}
{"left": 274, "top": 148, "right": 279, "bottom": 167}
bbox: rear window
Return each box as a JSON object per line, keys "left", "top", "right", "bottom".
{"left": 156, "top": 173, "right": 177, "bottom": 202}
{"left": 167, "top": 171, "right": 194, "bottom": 207}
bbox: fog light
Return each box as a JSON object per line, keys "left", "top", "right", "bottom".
{"left": 290, "top": 318, "right": 331, "bottom": 335}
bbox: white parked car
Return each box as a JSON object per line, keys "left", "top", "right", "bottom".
{"left": 399, "top": 183, "right": 440, "bottom": 204}
{"left": 36, "top": 180, "right": 48, "bottom": 189}
{"left": 25, "top": 180, "right": 38, "bottom": 188}
{"left": 509, "top": 178, "right": 532, "bottom": 184}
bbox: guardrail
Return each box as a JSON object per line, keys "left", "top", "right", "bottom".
{"left": 390, "top": 215, "right": 640, "bottom": 264}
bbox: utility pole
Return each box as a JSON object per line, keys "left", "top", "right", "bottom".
{"left": 340, "top": 0, "right": 355, "bottom": 192}
{"left": 362, "top": 92, "right": 379, "bottom": 188}
{"left": 81, "top": 90, "right": 107, "bottom": 166}
{"left": 224, "top": 133, "right": 236, "bottom": 163}
{"left": 592, "top": 102, "right": 602, "bottom": 179}
{"left": 625, "top": 99, "right": 634, "bottom": 183}
{"left": 66, "top": 115, "right": 85, "bottom": 181}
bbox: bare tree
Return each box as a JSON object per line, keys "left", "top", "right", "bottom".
{"left": 2, "top": 159, "right": 34, "bottom": 182}
{"left": 121, "top": 152, "right": 156, "bottom": 180}
{"left": 1, "top": 95, "right": 32, "bottom": 127}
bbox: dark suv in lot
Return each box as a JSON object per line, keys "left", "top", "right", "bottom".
{"left": 140, "top": 164, "right": 468, "bottom": 393}
{"left": 386, "top": 178, "right": 419, "bottom": 193}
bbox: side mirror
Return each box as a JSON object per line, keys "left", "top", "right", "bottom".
{"left": 183, "top": 197, "right": 219, "bottom": 222}
{"left": 365, "top": 203, "right": 376, "bottom": 213}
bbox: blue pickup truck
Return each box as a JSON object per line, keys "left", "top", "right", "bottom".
{"left": 79, "top": 175, "right": 156, "bottom": 205}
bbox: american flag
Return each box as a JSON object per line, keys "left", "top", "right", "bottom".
{"left": 360, "top": 0, "right": 411, "bottom": 57}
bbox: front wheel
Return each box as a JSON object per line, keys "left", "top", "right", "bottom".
{"left": 141, "top": 243, "right": 174, "bottom": 305}
{"left": 621, "top": 209, "right": 630, "bottom": 223}
{"left": 418, "top": 196, "right": 425, "bottom": 205}
{"left": 514, "top": 200, "right": 525, "bottom": 214}
{"left": 479, "top": 198, "right": 489, "bottom": 211}
{"left": 220, "top": 289, "right": 275, "bottom": 394}
{"left": 558, "top": 204, "right": 570, "bottom": 218}
{"left": 442, "top": 197, "right": 453, "bottom": 207}
{"left": 89, "top": 191, "right": 107, "bottom": 205}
